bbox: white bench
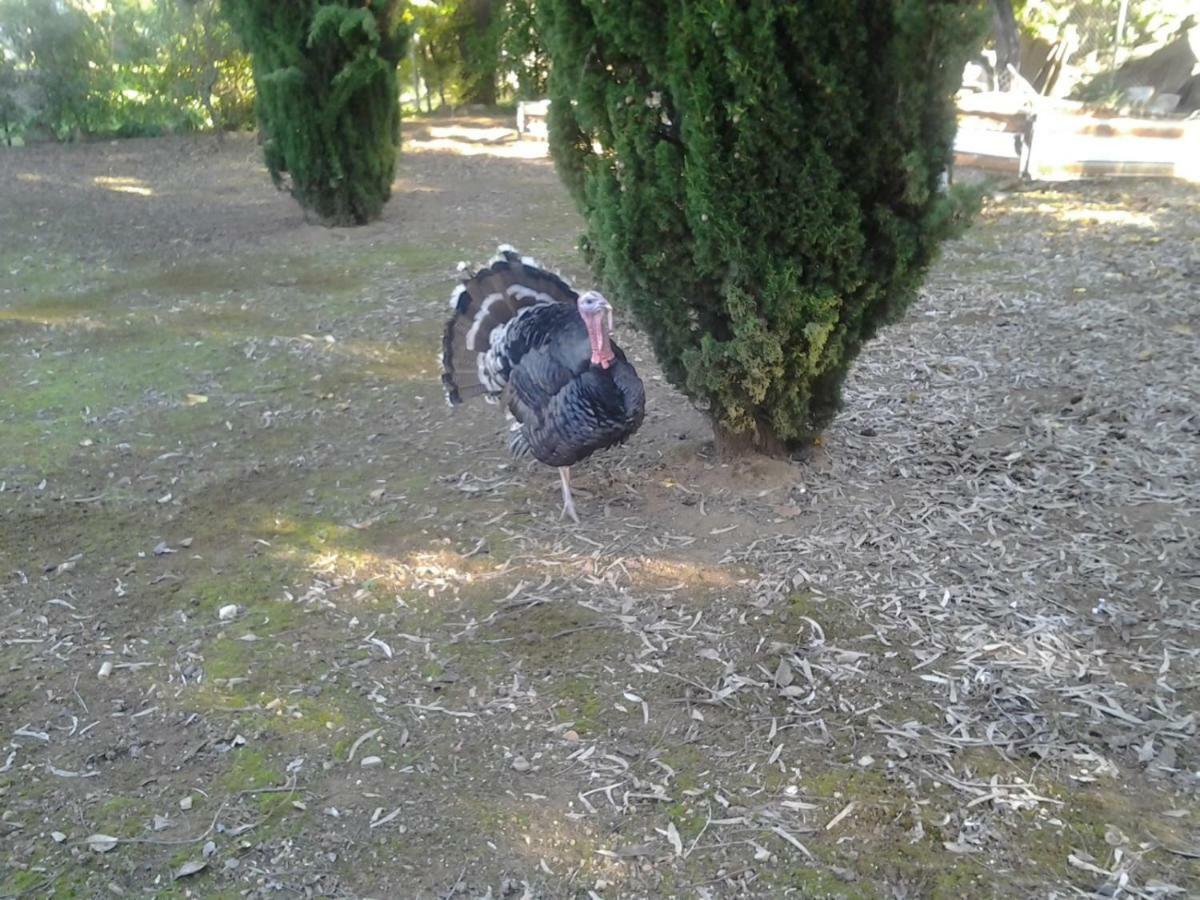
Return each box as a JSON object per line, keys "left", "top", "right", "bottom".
{"left": 516, "top": 100, "right": 550, "bottom": 139}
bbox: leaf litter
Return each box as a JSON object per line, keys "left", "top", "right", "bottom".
{"left": 0, "top": 130, "right": 1196, "bottom": 898}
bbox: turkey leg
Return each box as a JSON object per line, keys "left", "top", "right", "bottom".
{"left": 558, "top": 467, "right": 580, "bottom": 523}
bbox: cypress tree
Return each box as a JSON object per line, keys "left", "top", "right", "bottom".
{"left": 539, "top": 1, "right": 984, "bottom": 455}
{"left": 224, "top": 0, "right": 409, "bottom": 226}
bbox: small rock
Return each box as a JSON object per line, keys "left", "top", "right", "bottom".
{"left": 511, "top": 756, "right": 532, "bottom": 773}
{"left": 173, "top": 859, "right": 208, "bottom": 879}
{"left": 202, "top": 840, "right": 216, "bottom": 858}
{"left": 51, "top": 831, "right": 66, "bottom": 843}
{"left": 218, "top": 604, "right": 238, "bottom": 621}
{"left": 360, "top": 756, "right": 383, "bottom": 768}
{"left": 179, "top": 796, "right": 193, "bottom": 811}
{"left": 563, "top": 730, "right": 581, "bottom": 743}
{"left": 97, "top": 661, "right": 113, "bottom": 679}
{"left": 86, "top": 833, "right": 119, "bottom": 853}
{"left": 180, "top": 537, "right": 194, "bottom": 548}
{"left": 830, "top": 866, "right": 858, "bottom": 883}
{"left": 1149, "top": 744, "right": 1178, "bottom": 777}
{"left": 857, "top": 755, "right": 875, "bottom": 767}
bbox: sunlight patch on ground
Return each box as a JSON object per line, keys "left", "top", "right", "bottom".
{"left": 279, "top": 542, "right": 503, "bottom": 601}
{"left": 430, "top": 124, "right": 514, "bottom": 142}
{"left": 93, "top": 175, "right": 155, "bottom": 196}
{"left": 630, "top": 556, "right": 744, "bottom": 592}
{"left": 329, "top": 337, "right": 435, "bottom": 381}
{"left": 406, "top": 136, "right": 550, "bottom": 160}
{"left": 406, "top": 123, "right": 549, "bottom": 160}
{"left": 490, "top": 797, "right": 626, "bottom": 886}
{"left": 0, "top": 308, "right": 108, "bottom": 329}
{"left": 1050, "top": 206, "right": 1158, "bottom": 229}
{"left": 394, "top": 182, "right": 444, "bottom": 195}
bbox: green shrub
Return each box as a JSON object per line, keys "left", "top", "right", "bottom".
{"left": 225, "top": 0, "right": 409, "bottom": 225}
{"left": 539, "top": 0, "right": 984, "bottom": 454}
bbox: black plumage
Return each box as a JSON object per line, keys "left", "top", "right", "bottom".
{"left": 441, "top": 246, "right": 645, "bottom": 520}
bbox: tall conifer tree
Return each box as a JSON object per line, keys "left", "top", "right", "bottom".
{"left": 539, "top": 1, "right": 984, "bottom": 454}
{"left": 225, "top": 0, "right": 409, "bottom": 225}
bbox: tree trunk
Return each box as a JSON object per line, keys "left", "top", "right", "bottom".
{"left": 423, "top": 43, "right": 444, "bottom": 111}
{"left": 410, "top": 38, "right": 422, "bottom": 112}
{"left": 202, "top": 66, "right": 224, "bottom": 144}
{"left": 713, "top": 420, "right": 791, "bottom": 461}
{"left": 991, "top": 0, "right": 1020, "bottom": 91}
{"left": 459, "top": 0, "right": 496, "bottom": 105}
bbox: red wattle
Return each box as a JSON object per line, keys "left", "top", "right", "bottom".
{"left": 585, "top": 311, "right": 614, "bottom": 368}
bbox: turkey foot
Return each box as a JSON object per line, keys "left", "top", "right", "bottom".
{"left": 559, "top": 467, "right": 580, "bottom": 524}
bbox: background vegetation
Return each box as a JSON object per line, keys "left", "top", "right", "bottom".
{"left": 0, "top": 0, "right": 551, "bottom": 146}
{"left": 0, "top": 0, "right": 251, "bottom": 143}
{"left": 1, "top": 0, "right": 1188, "bottom": 148}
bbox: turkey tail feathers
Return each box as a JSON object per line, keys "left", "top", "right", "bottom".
{"left": 441, "top": 246, "right": 577, "bottom": 407}
{"left": 507, "top": 418, "right": 532, "bottom": 458}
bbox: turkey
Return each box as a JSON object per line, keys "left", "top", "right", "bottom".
{"left": 441, "top": 246, "right": 645, "bottom": 522}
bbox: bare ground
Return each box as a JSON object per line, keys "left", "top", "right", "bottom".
{"left": 0, "top": 118, "right": 1197, "bottom": 899}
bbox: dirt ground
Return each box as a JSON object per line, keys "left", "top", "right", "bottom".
{"left": 1, "top": 117, "right": 1197, "bottom": 899}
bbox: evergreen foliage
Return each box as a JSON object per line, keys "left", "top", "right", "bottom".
{"left": 0, "top": 0, "right": 107, "bottom": 139}
{"left": 403, "top": 0, "right": 548, "bottom": 111}
{"left": 454, "top": 0, "right": 498, "bottom": 105}
{"left": 539, "top": 1, "right": 985, "bottom": 454}
{"left": 493, "top": 0, "right": 548, "bottom": 100}
{"left": 224, "top": 0, "right": 409, "bottom": 225}
{"left": 0, "top": 0, "right": 252, "bottom": 143}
